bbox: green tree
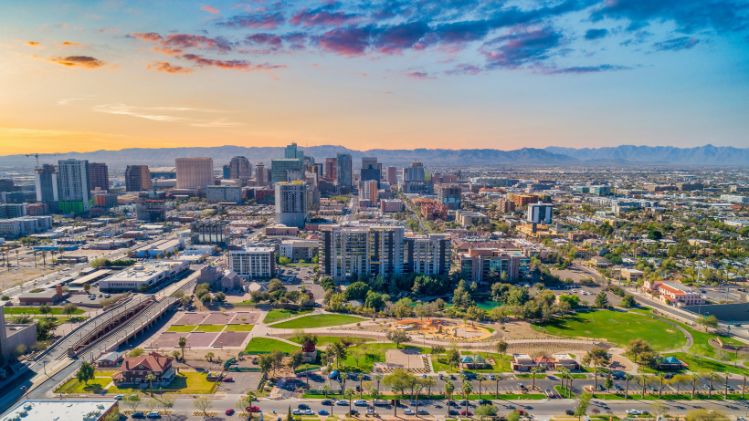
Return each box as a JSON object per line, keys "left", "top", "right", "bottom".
{"left": 383, "top": 369, "right": 414, "bottom": 417}
{"left": 146, "top": 374, "right": 156, "bottom": 396}
{"left": 386, "top": 330, "right": 410, "bottom": 348}
{"left": 620, "top": 294, "right": 636, "bottom": 308}
{"left": 345, "top": 387, "right": 356, "bottom": 416}
{"left": 129, "top": 348, "right": 145, "bottom": 357}
{"left": 193, "top": 396, "right": 213, "bottom": 415}
{"left": 124, "top": 394, "right": 141, "bottom": 413}
{"left": 76, "top": 361, "right": 95, "bottom": 385}
{"left": 63, "top": 303, "right": 79, "bottom": 316}
{"left": 574, "top": 392, "right": 593, "bottom": 421}
{"left": 178, "top": 337, "right": 187, "bottom": 361}
{"left": 594, "top": 291, "right": 609, "bottom": 308}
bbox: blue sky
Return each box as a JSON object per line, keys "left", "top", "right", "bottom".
{"left": 0, "top": 0, "right": 748, "bottom": 154}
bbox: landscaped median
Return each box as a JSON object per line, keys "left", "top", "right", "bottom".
{"left": 245, "top": 337, "right": 301, "bottom": 354}
{"left": 55, "top": 371, "right": 219, "bottom": 395}
{"left": 301, "top": 392, "right": 547, "bottom": 400}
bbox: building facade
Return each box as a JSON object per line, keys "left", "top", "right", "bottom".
{"left": 275, "top": 182, "right": 308, "bottom": 228}
{"left": 175, "top": 157, "right": 214, "bottom": 189}
{"left": 125, "top": 165, "right": 152, "bottom": 192}
{"left": 206, "top": 186, "right": 242, "bottom": 203}
{"left": 57, "top": 159, "right": 91, "bottom": 213}
{"left": 458, "top": 248, "right": 530, "bottom": 283}
{"left": 34, "top": 164, "right": 59, "bottom": 203}
{"left": 271, "top": 158, "right": 303, "bottom": 184}
{"left": 527, "top": 203, "right": 553, "bottom": 224}
{"left": 88, "top": 162, "right": 109, "bottom": 192}
{"left": 404, "top": 234, "right": 450, "bottom": 276}
{"left": 229, "top": 156, "right": 252, "bottom": 179}
{"left": 229, "top": 246, "right": 275, "bottom": 279}
{"left": 255, "top": 162, "right": 266, "bottom": 186}
{"left": 336, "top": 153, "right": 353, "bottom": 187}
{"left": 436, "top": 184, "right": 462, "bottom": 210}
{"left": 386, "top": 166, "right": 397, "bottom": 185}
{"left": 325, "top": 158, "right": 337, "bottom": 181}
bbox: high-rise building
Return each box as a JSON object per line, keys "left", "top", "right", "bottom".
{"left": 206, "top": 186, "right": 242, "bottom": 204}
{"left": 34, "top": 164, "right": 59, "bottom": 203}
{"left": 386, "top": 166, "right": 397, "bottom": 185}
{"left": 275, "top": 182, "right": 308, "bottom": 228}
{"left": 229, "top": 246, "right": 275, "bottom": 279}
{"left": 285, "top": 142, "right": 304, "bottom": 159}
{"left": 57, "top": 159, "right": 91, "bottom": 213}
{"left": 362, "top": 180, "right": 378, "bottom": 204}
{"left": 402, "top": 161, "right": 428, "bottom": 193}
{"left": 458, "top": 248, "right": 530, "bottom": 283}
{"left": 360, "top": 157, "right": 381, "bottom": 188}
{"left": 125, "top": 165, "right": 152, "bottom": 192}
{"left": 255, "top": 162, "right": 266, "bottom": 186}
{"left": 527, "top": 203, "right": 553, "bottom": 224}
{"left": 222, "top": 165, "right": 231, "bottom": 179}
{"left": 229, "top": 156, "right": 252, "bottom": 179}
{"left": 404, "top": 234, "right": 450, "bottom": 276}
{"left": 436, "top": 184, "right": 462, "bottom": 210}
{"left": 176, "top": 157, "right": 214, "bottom": 189}
{"left": 336, "top": 153, "right": 352, "bottom": 187}
{"left": 325, "top": 158, "right": 337, "bottom": 180}
{"left": 88, "top": 162, "right": 109, "bottom": 192}
{"left": 320, "top": 224, "right": 405, "bottom": 281}
{"left": 271, "top": 159, "right": 303, "bottom": 184}
{"left": 0, "top": 179, "right": 14, "bottom": 193}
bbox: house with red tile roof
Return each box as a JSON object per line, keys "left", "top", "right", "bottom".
{"left": 112, "top": 351, "right": 176, "bottom": 387}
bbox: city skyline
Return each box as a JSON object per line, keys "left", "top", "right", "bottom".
{"left": 1, "top": 0, "right": 748, "bottom": 155}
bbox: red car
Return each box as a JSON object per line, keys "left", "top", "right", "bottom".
{"left": 226, "top": 409, "right": 235, "bottom": 415}
{"left": 223, "top": 377, "right": 234, "bottom": 382}
{"left": 246, "top": 406, "right": 261, "bottom": 412}
{"left": 461, "top": 411, "right": 473, "bottom": 416}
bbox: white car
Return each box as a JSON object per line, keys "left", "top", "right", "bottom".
{"left": 404, "top": 409, "right": 415, "bottom": 415}
{"left": 367, "top": 409, "right": 378, "bottom": 416}
{"left": 626, "top": 410, "right": 642, "bottom": 415}
{"left": 354, "top": 400, "right": 367, "bottom": 406}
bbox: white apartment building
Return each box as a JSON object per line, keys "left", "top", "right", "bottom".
{"left": 229, "top": 246, "right": 275, "bottom": 279}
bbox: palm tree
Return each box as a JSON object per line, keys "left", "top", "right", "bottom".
{"left": 476, "top": 374, "right": 486, "bottom": 399}
{"left": 624, "top": 374, "right": 633, "bottom": 400}
{"left": 722, "top": 371, "right": 729, "bottom": 399}
{"left": 690, "top": 373, "right": 699, "bottom": 399}
{"left": 636, "top": 375, "right": 649, "bottom": 399}
{"left": 741, "top": 371, "right": 747, "bottom": 399}
{"left": 656, "top": 373, "right": 666, "bottom": 399}
{"left": 14, "top": 250, "right": 19, "bottom": 268}
{"left": 246, "top": 392, "right": 256, "bottom": 419}
{"left": 370, "top": 388, "right": 379, "bottom": 411}
{"left": 444, "top": 380, "right": 455, "bottom": 412}
{"left": 322, "top": 385, "right": 331, "bottom": 399}
{"left": 32, "top": 250, "right": 37, "bottom": 268}
{"left": 205, "top": 352, "right": 214, "bottom": 362}
{"left": 178, "top": 337, "right": 187, "bottom": 361}
{"left": 344, "top": 387, "right": 355, "bottom": 416}
{"left": 146, "top": 374, "right": 156, "bottom": 396}
{"left": 356, "top": 373, "right": 364, "bottom": 399}
{"left": 495, "top": 374, "right": 503, "bottom": 398}
{"left": 706, "top": 371, "right": 720, "bottom": 399}
{"left": 375, "top": 374, "right": 382, "bottom": 395}
{"left": 423, "top": 377, "right": 436, "bottom": 397}
{"left": 462, "top": 381, "right": 473, "bottom": 413}
{"left": 530, "top": 367, "right": 540, "bottom": 391}
{"left": 42, "top": 250, "right": 47, "bottom": 267}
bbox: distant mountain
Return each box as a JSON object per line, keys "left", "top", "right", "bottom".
{"left": 0, "top": 146, "right": 577, "bottom": 168}
{"left": 544, "top": 145, "right": 749, "bottom": 165}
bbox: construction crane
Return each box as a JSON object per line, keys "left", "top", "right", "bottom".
{"left": 25, "top": 153, "right": 57, "bottom": 167}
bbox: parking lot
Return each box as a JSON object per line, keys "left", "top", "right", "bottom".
{"left": 216, "top": 371, "right": 264, "bottom": 394}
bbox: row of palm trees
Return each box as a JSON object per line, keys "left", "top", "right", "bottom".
{"left": 0, "top": 246, "right": 67, "bottom": 270}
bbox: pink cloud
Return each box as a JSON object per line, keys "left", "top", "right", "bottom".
{"left": 201, "top": 5, "right": 220, "bottom": 14}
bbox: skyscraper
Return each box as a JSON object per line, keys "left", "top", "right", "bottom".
{"left": 275, "top": 182, "right": 308, "bottom": 228}
{"left": 325, "top": 158, "right": 337, "bottom": 180}
{"left": 35, "top": 164, "right": 59, "bottom": 203}
{"left": 336, "top": 153, "right": 352, "bottom": 187}
{"left": 360, "top": 157, "right": 381, "bottom": 188}
{"left": 361, "top": 157, "right": 378, "bottom": 170}
{"left": 229, "top": 156, "right": 252, "bottom": 179}
{"left": 285, "top": 142, "right": 304, "bottom": 159}
{"left": 255, "top": 162, "right": 266, "bottom": 186}
{"left": 176, "top": 157, "right": 214, "bottom": 189}
{"left": 271, "top": 159, "right": 303, "bottom": 184}
{"left": 88, "top": 162, "right": 109, "bottom": 192}
{"left": 125, "top": 165, "right": 152, "bottom": 192}
{"left": 387, "top": 166, "right": 397, "bottom": 185}
{"left": 222, "top": 165, "right": 231, "bottom": 179}
{"left": 402, "top": 161, "right": 428, "bottom": 193}
{"left": 57, "top": 159, "right": 91, "bottom": 213}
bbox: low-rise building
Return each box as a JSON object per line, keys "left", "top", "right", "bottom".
{"left": 381, "top": 199, "right": 402, "bottom": 213}
{"left": 511, "top": 354, "right": 536, "bottom": 372}
{"left": 131, "top": 238, "right": 184, "bottom": 258}
{"left": 112, "top": 351, "right": 176, "bottom": 387}
{"left": 455, "top": 210, "right": 489, "bottom": 228}
{"left": 278, "top": 239, "right": 319, "bottom": 261}
{"left": 98, "top": 260, "right": 188, "bottom": 292}
{"left": 458, "top": 248, "right": 530, "bottom": 283}
{"left": 2, "top": 399, "right": 119, "bottom": 421}
{"left": 621, "top": 268, "right": 644, "bottom": 281}
{"left": 197, "top": 265, "right": 243, "bottom": 291}
{"left": 589, "top": 256, "right": 611, "bottom": 268}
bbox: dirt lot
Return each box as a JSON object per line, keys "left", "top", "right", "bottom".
{"left": 0, "top": 267, "right": 56, "bottom": 291}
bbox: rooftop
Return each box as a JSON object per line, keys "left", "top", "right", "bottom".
{"left": 1, "top": 399, "right": 118, "bottom": 421}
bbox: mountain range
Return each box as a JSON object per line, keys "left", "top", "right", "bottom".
{"left": 1, "top": 144, "right": 747, "bottom": 168}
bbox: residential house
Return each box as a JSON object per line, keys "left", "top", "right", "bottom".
{"left": 112, "top": 351, "right": 176, "bottom": 387}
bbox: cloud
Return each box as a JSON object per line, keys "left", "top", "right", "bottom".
{"left": 653, "top": 37, "right": 699, "bottom": 51}
{"left": 445, "top": 63, "right": 483, "bottom": 75}
{"left": 93, "top": 104, "right": 186, "bottom": 122}
{"left": 481, "top": 26, "right": 563, "bottom": 69}
{"left": 216, "top": 12, "right": 285, "bottom": 29}
{"left": 61, "top": 41, "right": 82, "bottom": 46}
{"left": 245, "top": 33, "right": 284, "bottom": 48}
{"left": 49, "top": 55, "right": 107, "bottom": 68}
{"left": 584, "top": 28, "right": 608, "bottom": 40}
{"left": 373, "top": 21, "right": 431, "bottom": 54}
{"left": 189, "top": 118, "right": 246, "bottom": 128}
{"left": 181, "top": 53, "right": 286, "bottom": 71}
{"left": 27, "top": 41, "right": 42, "bottom": 47}
{"left": 589, "top": 0, "right": 749, "bottom": 34}
{"left": 132, "top": 32, "right": 234, "bottom": 53}
{"left": 405, "top": 71, "right": 432, "bottom": 79}
{"left": 98, "top": 28, "right": 118, "bottom": 33}
{"left": 147, "top": 61, "right": 194, "bottom": 74}
{"left": 201, "top": 5, "right": 220, "bottom": 14}
{"left": 290, "top": 8, "right": 356, "bottom": 27}
{"left": 541, "top": 64, "right": 632, "bottom": 74}
{"left": 315, "top": 25, "right": 374, "bottom": 56}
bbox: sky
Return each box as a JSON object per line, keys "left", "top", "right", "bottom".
{"left": 1, "top": 0, "right": 748, "bottom": 155}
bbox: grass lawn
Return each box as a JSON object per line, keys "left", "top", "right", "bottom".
{"left": 288, "top": 336, "right": 375, "bottom": 347}
{"left": 95, "top": 371, "right": 118, "bottom": 378}
{"left": 668, "top": 320, "right": 744, "bottom": 361}
{"left": 532, "top": 309, "right": 687, "bottom": 351}
{"left": 225, "top": 324, "right": 255, "bottom": 332}
{"left": 516, "top": 374, "right": 546, "bottom": 379}
{"left": 476, "top": 301, "right": 503, "bottom": 310}
{"left": 108, "top": 372, "right": 217, "bottom": 394}
{"left": 196, "top": 325, "right": 225, "bottom": 332}
{"left": 571, "top": 374, "right": 588, "bottom": 379}
{"left": 263, "top": 309, "right": 313, "bottom": 324}
{"left": 271, "top": 314, "right": 365, "bottom": 329}
{"left": 432, "top": 356, "right": 459, "bottom": 373}
{"left": 166, "top": 325, "right": 196, "bottom": 332}
{"left": 459, "top": 351, "right": 512, "bottom": 373}
{"left": 5, "top": 307, "right": 85, "bottom": 315}
{"left": 555, "top": 385, "right": 575, "bottom": 398}
{"left": 336, "top": 343, "right": 430, "bottom": 373}
{"left": 661, "top": 352, "right": 746, "bottom": 375}
{"left": 55, "top": 378, "right": 110, "bottom": 394}
{"left": 244, "top": 337, "right": 301, "bottom": 354}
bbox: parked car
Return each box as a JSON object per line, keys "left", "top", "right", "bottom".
{"left": 223, "top": 377, "right": 234, "bottom": 382}
{"left": 246, "top": 406, "right": 260, "bottom": 412}
{"left": 114, "top": 395, "right": 124, "bottom": 400}
{"left": 131, "top": 412, "right": 144, "bottom": 418}
{"left": 145, "top": 412, "right": 160, "bottom": 419}
{"left": 225, "top": 409, "right": 235, "bottom": 416}
{"left": 336, "top": 400, "right": 348, "bottom": 406}
{"left": 566, "top": 410, "right": 575, "bottom": 416}
{"left": 626, "top": 410, "right": 642, "bottom": 415}
{"left": 321, "top": 400, "right": 333, "bottom": 406}
{"left": 329, "top": 370, "right": 339, "bottom": 379}
{"left": 404, "top": 409, "right": 415, "bottom": 415}
{"left": 461, "top": 410, "right": 473, "bottom": 416}
{"left": 304, "top": 410, "right": 314, "bottom": 415}
{"left": 318, "top": 410, "right": 329, "bottom": 415}
{"left": 367, "top": 409, "right": 378, "bottom": 416}
{"left": 292, "top": 410, "right": 303, "bottom": 415}
{"left": 478, "top": 399, "right": 492, "bottom": 405}
{"left": 354, "top": 400, "right": 367, "bottom": 406}
{"left": 417, "top": 409, "right": 429, "bottom": 415}
{"left": 298, "top": 404, "right": 310, "bottom": 410}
